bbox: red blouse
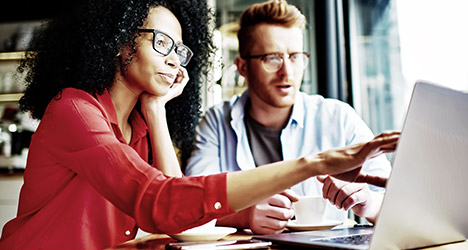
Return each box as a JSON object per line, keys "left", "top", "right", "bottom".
{"left": 0, "top": 88, "right": 234, "bottom": 249}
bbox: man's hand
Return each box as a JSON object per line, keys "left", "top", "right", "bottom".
{"left": 247, "top": 190, "right": 299, "bottom": 235}
{"left": 317, "top": 176, "right": 383, "bottom": 223}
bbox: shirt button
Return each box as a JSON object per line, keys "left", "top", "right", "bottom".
{"left": 125, "top": 230, "right": 131, "bottom": 236}
{"left": 214, "top": 202, "right": 222, "bottom": 210}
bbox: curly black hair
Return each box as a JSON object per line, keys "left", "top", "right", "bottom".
{"left": 18, "top": 0, "right": 215, "bottom": 168}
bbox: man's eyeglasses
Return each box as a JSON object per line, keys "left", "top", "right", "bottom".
{"left": 137, "top": 29, "right": 193, "bottom": 67}
{"left": 242, "top": 52, "right": 310, "bottom": 73}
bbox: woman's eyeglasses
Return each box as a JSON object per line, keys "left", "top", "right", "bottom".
{"left": 138, "top": 29, "right": 193, "bottom": 67}
{"left": 242, "top": 52, "right": 310, "bottom": 72}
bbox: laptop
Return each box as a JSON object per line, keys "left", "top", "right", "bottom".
{"left": 254, "top": 81, "right": 468, "bottom": 249}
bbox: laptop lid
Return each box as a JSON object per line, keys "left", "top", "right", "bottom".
{"left": 254, "top": 81, "right": 468, "bottom": 249}
{"left": 369, "top": 81, "right": 468, "bottom": 249}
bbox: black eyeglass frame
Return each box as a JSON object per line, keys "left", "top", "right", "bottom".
{"left": 137, "top": 28, "right": 193, "bottom": 66}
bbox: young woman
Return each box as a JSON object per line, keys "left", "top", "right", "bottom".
{"left": 0, "top": 0, "right": 399, "bottom": 249}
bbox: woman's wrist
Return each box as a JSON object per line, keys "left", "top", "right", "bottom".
{"left": 300, "top": 154, "right": 325, "bottom": 177}
{"left": 141, "top": 102, "right": 166, "bottom": 121}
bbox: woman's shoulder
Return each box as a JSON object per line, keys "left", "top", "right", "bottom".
{"left": 45, "top": 88, "right": 102, "bottom": 117}
{"left": 52, "top": 88, "right": 100, "bottom": 106}
{"left": 60, "top": 88, "right": 96, "bottom": 100}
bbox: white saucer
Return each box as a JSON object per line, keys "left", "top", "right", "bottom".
{"left": 169, "top": 226, "right": 237, "bottom": 241}
{"left": 286, "top": 220, "right": 342, "bottom": 231}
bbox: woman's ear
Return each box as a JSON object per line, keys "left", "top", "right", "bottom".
{"left": 115, "top": 49, "right": 126, "bottom": 76}
{"left": 117, "top": 43, "right": 132, "bottom": 58}
{"left": 235, "top": 57, "right": 247, "bottom": 78}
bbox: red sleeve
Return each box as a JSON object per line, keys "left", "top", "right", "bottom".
{"left": 45, "top": 90, "right": 234, "bottom": 233}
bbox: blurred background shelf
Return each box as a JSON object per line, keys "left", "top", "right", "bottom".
{"left": 0, "top": 93, "right": 23, "bottom": 103}
{"left": 0, "top": 155, "right": 26, "bottom": 170}
{"left": 0, "top": 51, "right": 25, "bottom": 61}
{"left": 0, "top": 51, "right": 26, "bottom": 103}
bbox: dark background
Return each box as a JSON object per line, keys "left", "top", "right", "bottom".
{"left": 0, "top": 1, "right": 84, "bottom": 23}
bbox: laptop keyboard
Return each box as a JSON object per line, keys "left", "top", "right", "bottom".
{"left": 315, "top": 233, "right": 372, "bottom": 246}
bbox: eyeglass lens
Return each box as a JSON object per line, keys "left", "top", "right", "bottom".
{"left": 153, "top": 32, "right": 192, "bottom": 66}
{"left": 154, "top": 33, "right": 173, "bottom": 54}
{"left": 262, "top": 53, "right": 309, "bottom": 72}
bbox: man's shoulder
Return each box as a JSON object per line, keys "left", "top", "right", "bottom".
{"left": 300, "top": 92, "right": 352, "bottom": 110}
{"left": 204, "top": 100, "right": 233, "bottom": 117}
{"left": 204, "top": 93, "right": 245, "bottom": 117}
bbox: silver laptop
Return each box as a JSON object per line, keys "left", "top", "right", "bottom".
{"left": 254, "top": 81, "right": 468, "bottom": 249}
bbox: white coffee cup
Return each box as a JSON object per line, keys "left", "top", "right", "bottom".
{"left": 292, "top": 196, "right": 327, "bottom": 225}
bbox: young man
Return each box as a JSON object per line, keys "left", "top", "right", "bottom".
{"left": 186, "top": 0, "right": 391, "bottom": 234}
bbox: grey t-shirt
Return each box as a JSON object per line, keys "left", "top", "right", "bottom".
{"left": 244, "top": 109, "right": 283, "bottom": 166}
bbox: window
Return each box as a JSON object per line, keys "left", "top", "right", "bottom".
{"left": 348, "top": 0, "right": 468, "bottom": 133}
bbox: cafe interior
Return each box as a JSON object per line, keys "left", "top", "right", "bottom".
{"left": 0, "top": 0, "right": 467, "bottom": 249}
